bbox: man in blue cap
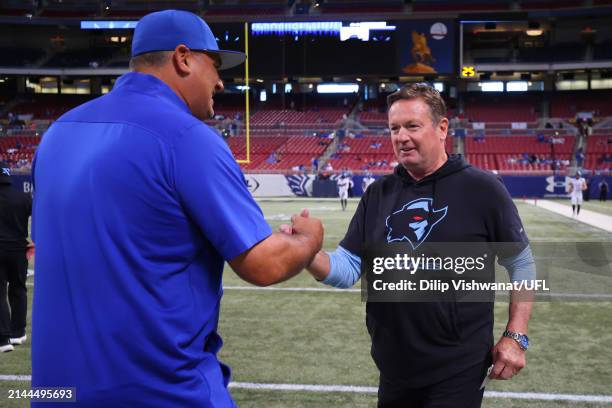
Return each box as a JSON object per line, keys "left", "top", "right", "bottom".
{"left": 32, "top": 10, "right": 323, "bottom": 407}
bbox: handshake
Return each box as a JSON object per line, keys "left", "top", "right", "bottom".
{"left": 277, "top": 209, "right": 331, "bottom": 283}
{"left": 229, "top": 208, "right": 324, "bottom": 286}
{"left": 279, "top": 209, "right": 324, "bottom": 266}
{"left": 278, "top": 209, "right": 320, "bottom": 238}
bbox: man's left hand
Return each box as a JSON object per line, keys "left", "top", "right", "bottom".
{"left": 490, "top": 337, "right": 526, "bottom": 380}
{"left": 26, "top": 243, "right": 35, "bottom": 260}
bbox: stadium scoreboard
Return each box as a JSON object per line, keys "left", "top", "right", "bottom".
{"left": 461, "top": 65, "right": 477, "bottom": 78}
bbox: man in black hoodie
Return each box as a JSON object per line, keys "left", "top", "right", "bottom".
{"left": 304, "top": 84, "right": 535, "bottom": 407}
{"left": 0, "top": 162, "right": 32, "bottom": 352}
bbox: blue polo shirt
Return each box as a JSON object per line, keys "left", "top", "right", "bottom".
{"left": 31, "top": 72, "right": 271, "bottom": 407}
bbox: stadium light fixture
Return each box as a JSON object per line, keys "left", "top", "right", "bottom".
{"left": 526, "top": 28, "right": 543, "bottom": 36}
{"left": 506, "top": 81, "right": 529, "bottom": 92}
{"left": 316, "top": 84, "right": 359, "bottom": 94}
{"left": 526, "top": 22, "right": 543, "bottom": 37}
{"left": 479, "top": 81, "right": 504, "bottom": 92}
{"left": 109, "top": 36, "right": 127, "bottom": 43}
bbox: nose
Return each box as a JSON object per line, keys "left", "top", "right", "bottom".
{"left": 394, "top": 127, "right": 411, "bottom": 142}
{"left": 215, "top": 79, "right": 224, "bottom": 94}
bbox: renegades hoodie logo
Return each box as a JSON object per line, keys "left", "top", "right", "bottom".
{"left": 386, "top": 198, "right": 448, "bottom": 249}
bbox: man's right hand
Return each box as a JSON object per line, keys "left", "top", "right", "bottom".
{"left": 229, "top": 209, "right": 324, "bottom": 287}
{"left": 290, "top": 209, "right": 324, "bottom": 254}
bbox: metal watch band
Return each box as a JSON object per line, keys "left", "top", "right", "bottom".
{"left": 503, "top": 330, "right": 527, "bottom": 350}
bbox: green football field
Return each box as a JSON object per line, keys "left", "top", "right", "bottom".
{"left": 1, "top": 199, "right": 611, "bottom": 407}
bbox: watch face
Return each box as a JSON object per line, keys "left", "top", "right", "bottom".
{"left": 520, "top": 336, "right": 529, "bottom": 349}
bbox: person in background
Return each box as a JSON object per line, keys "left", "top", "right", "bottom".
{"left": 0, "top": 162, "right": 32, "bottom": 353}
{"left": 337, "top": 172, "right": 354, "bottom": 211}
{"left": 362, "top": 171, "right": 376, "bottom": 193}
{"left": 599, "top": 179, "right": 609, "bottom": 202}
{"left": 567, "top": 172, "right": 587, "bottom": 216}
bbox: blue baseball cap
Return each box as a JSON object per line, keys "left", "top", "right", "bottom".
{"left": 131, "top": 10, "right": 246, "bottom": 70}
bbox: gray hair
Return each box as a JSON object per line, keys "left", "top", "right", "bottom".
{"left": 387, "top": 83, "right": 447, "bottom": 125}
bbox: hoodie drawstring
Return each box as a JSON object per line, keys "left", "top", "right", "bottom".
{"left": 429, "top": 179, "right": 437, "bottom": 220}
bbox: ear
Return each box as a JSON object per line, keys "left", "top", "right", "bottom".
{"left": 438, "top": 117, "right": 449, "bottom": 141}
{"left": 172, "top": 44, "right": 192, "bottom": 76}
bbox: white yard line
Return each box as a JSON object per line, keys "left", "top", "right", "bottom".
{"left": 1, "top": 376, "right": 610, "bottom": 402}
{"left": 483, "top": 391, "right": 612, "bottom": 403}
{"left": 0, "top": 375, "right": 30, "bottom": 381}
{"left": 232, "top": 382, "right": 612, "bottom": 402}
{"left": 231, "top": 382, "right": 377, "bottom": 393}
{"left": 524, "top": 199, "right": 612, "bottom": 233}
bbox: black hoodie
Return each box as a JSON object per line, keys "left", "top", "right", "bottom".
{"left": 340, "top": 154, "right": 528, "bottom": 387}
{"left": 0, "top": 178, "right": 32, "bottom": 253}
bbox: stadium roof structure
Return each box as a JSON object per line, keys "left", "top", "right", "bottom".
{"left": 2, "top": 0, "right": 612, "bottom": 23}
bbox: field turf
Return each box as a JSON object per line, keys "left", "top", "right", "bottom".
{"left": 1, "top": 199, "right": 610, "bottom": 407}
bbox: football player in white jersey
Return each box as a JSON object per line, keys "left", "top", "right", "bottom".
{"left": 567, "top": 172, "right": 587, "bottom": 216}
{"left": 362, "top": 171, "right": 376, "bottom": 193}
{"left": 337, "top": 173, "right": 354, "bottom": 211}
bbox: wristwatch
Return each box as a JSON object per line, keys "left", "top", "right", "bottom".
{"left": 503, "top": 330, "right": 529, "bottom": 351}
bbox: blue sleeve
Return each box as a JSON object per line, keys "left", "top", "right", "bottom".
{"left": 322, "top": 245, "right": 362, "bottom": 288}
{"left": 173, "top": 124, "right": 272, "bottom": 260}
{"left": 498, "top": 245, "right": 536, "bottom": 282}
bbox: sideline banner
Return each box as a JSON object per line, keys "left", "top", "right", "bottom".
{"left": 10, "top": 175, "right": 33, "bottom": 194}
{"left": 245, "top": 174, "right": 315, "bottom": 197}
{"left": 10, "top": 173, "right": 611, "bottom": 199}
